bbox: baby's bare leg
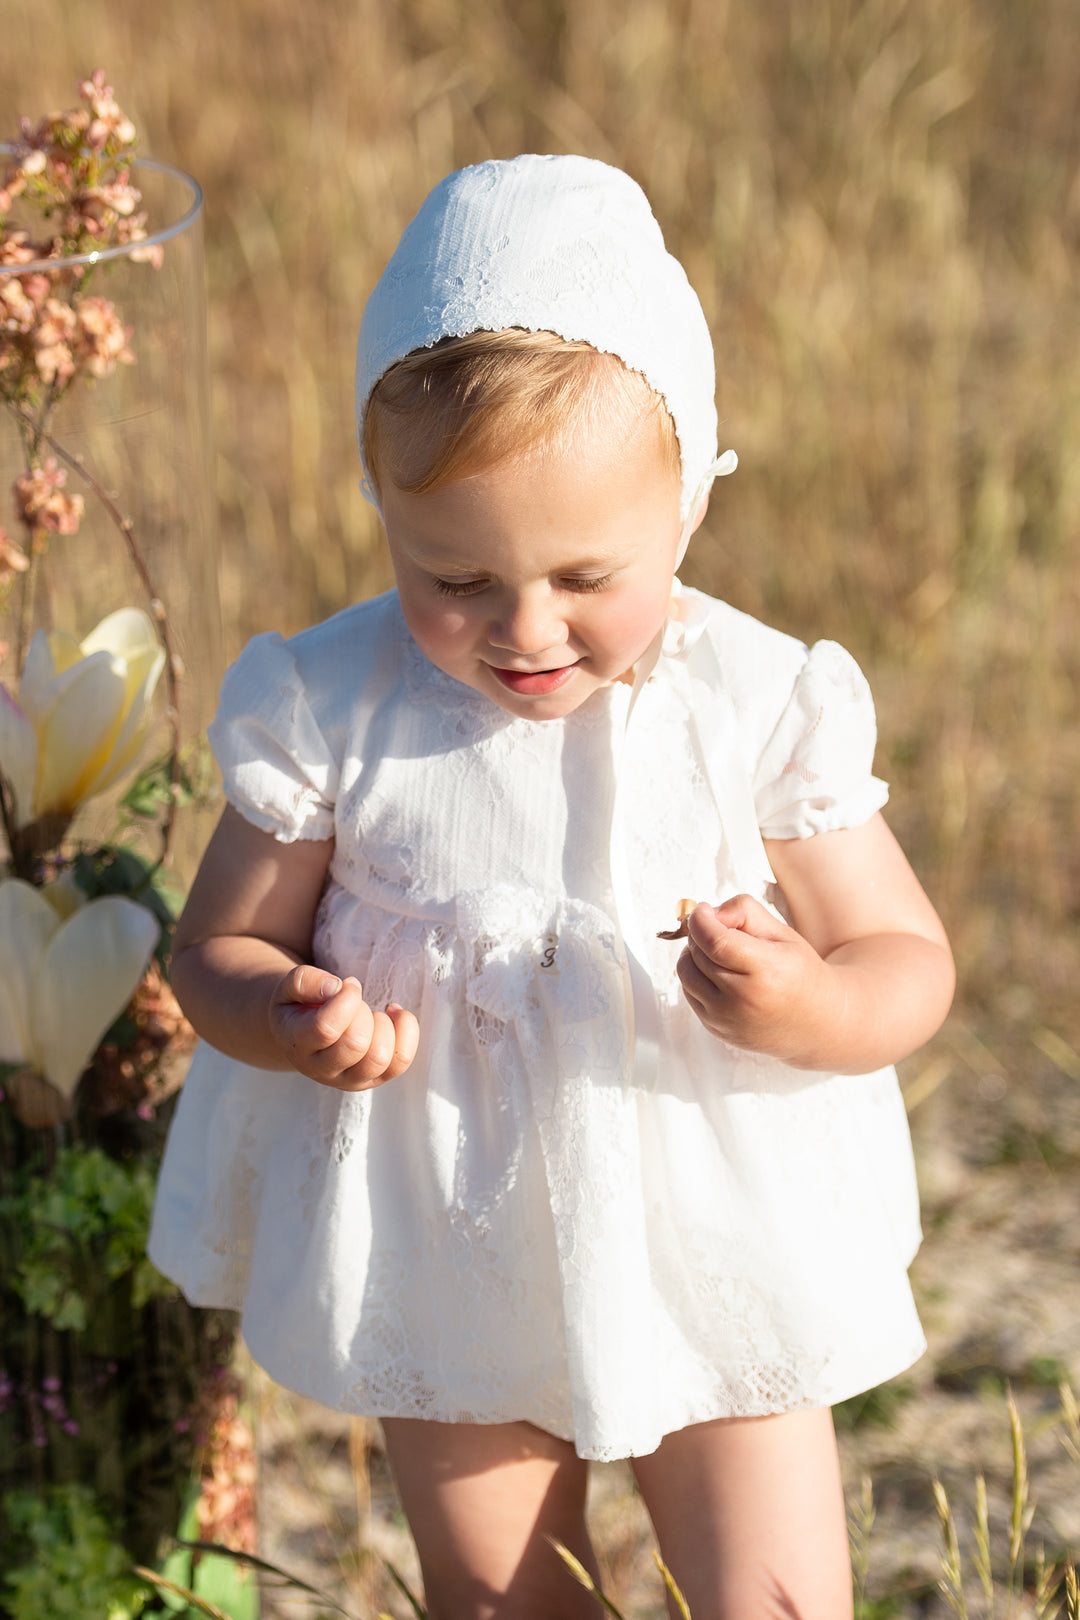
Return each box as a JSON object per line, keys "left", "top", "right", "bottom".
{"left": 631, "top": 1407, "right": 853, "bottom": 1620}
{"left": 380, "top": 1417, "right": 600, "bottom": 1620}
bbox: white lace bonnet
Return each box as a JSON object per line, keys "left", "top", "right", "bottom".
{"left": 356, "top": 154, "right": 736, "bottom": 542}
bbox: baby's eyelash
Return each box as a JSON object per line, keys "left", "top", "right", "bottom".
{"left": 432, "top": 578, "right": 488, "bottom": 596}
{"left": 563, "top": 575, "right": 612, "bottom": 593}
{"left": 432, "top": 574, "right": 614, "bottom": 596}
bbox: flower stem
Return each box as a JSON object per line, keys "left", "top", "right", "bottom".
{"left": 13, "top": 544, "right": 40, "bottom": 674}
{"left": 0, "top": 763, "right": 18, "bottom": 870}
{"left": 10, "top": 403, "right": 184, "bottom": 865}
{"left": 11, "top": 404, "right": 43, "bottom": 671}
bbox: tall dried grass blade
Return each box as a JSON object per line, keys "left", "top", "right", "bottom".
{"left": 653, "top": 1550, "right": 692, "bottom": 1619}
{"left": 973, "top": 1473, "right": 994, "bottom": 1609}
{"left": 172, "top": 1540, "right": 360, "bottom": 1616}
{"left": 1032, "top": 1545, "right": 1063, "bottom": 1620}
{"left": 385, "top": 1559, "right": 427, "bottom": 1619}
{"left": 934, "top": 1478, "right": 971, "bottom": 1620}
{"left": 548, "top": 1538, "right": 628, "bottom": 1618}
{"left": 350, "top": 1416, "right": 371, "bottom": 1542}
{"left": 1064, "top": 1564, "right": 1079, "bottom": 1620}
{"left": 849, "top": 1474, "right": 876, "bottom": 1605}
{"left": 1059, "top": 1383, "right": 1080, "bottom": 1468}
{"left": 1008, "top": 1384, "right": 1034, "bottom": 1608}
{"left": 132, "top": 1567, "right": 233, "bottom": 1620}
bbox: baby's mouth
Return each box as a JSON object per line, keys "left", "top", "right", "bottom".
{"left": 489, "top": 662, "right": 580, "bottom": 696}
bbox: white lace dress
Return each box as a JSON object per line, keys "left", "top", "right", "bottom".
{"left": 149, "top": 585, "right": 925, "bottom": 1460}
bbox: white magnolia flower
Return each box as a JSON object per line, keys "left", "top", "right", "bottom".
{"left": 0, "top": 608, "right": 165, "bottom": 828}
{"left": 0, "top": 878, "right": 159, "bottom": 1100}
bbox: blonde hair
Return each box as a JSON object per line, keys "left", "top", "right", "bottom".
{"left": 362, "top": 328, "right": 681, "bottom": 497}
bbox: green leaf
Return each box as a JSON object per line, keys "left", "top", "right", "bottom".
{"left": 148, "top": 1478, "right": 202, "bottom": 1612}
{"left": 157, "top": 1542, "right": 194, "bottom": 1613}
{"left": 193, "top": 1549, "right": 258, "bottom": 1620}
{"left": 48, "top": 1289, "right": 88, "bottom": 1333}
{"left": 2, "top": 1148, "right": 163, "bottom": 1326}
{"left": 119, "top": 743, "right": 216, "bottom": 823}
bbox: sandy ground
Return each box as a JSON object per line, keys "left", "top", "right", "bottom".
{"left": 250, "top": 1025, "right": 1080, "bottom": 1618}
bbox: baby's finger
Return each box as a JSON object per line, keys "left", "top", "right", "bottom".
{"left": 675, "top": 948, "right": 723, "bottom": 1011}
{"left": 382, "top": 1003, "right": 420, "bottom": 1078}
{"left": 338, "top": 1005, "right": 401, "bottom": 1086}
{"left": 276, "top": 962, "right": 344, "bottom": 1009}
{"left": 708, "top": 894, "right": 792, "bottom": 943}
{"left": 272, "top": 973, "right": 366, "bottom": 1060}
{"left": 684, "top": 904, "right": 766, "bottom": 976}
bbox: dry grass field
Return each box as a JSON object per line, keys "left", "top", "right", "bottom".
{"left": 3, "top": 0, "right": 1080, "bottom": 1613}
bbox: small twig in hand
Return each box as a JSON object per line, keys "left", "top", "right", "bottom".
{"left": 658, "top": 898, "right": 697, "bottom": 940}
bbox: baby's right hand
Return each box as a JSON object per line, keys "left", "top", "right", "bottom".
{"left": 268, "top": 965, "right": 419, "bottom": 1090}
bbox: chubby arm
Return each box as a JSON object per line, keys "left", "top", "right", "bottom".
{"left": 170, "top": 805, "right": 418, "bottom": 1088}
{"left": 676, "top": 813, "right": 954, "bottom": 1072}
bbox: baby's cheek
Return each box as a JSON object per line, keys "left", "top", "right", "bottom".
{"left": 401, "top": 600, "right": 472, "bottom": 663}
{"left": 597, "top": 592, "right": 669, "bottom": 661}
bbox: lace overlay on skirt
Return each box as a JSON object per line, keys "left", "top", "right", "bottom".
{"left": 150, "top": 587, "right": 923, "bottom": 1460}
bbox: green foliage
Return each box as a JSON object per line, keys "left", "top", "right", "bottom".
{"left": 119, "top": 745, "right": 216, "bottom": 829}
{"left": 1, "top": 1485, "right": 149, "bottom": 1620}
{"left": 1, "top": 1147, "right": 173, "bottom": 1333}
{"left": 70, "top": 843, "right": 183, "bottom": 970}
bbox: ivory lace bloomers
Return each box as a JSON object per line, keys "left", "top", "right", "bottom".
{"left": 149, "top": 586, "right": 925, "bottom": 1461}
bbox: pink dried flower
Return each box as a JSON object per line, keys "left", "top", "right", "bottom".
{"left": 83, "top": 178, "right": 139, "bottom": 219}
{"left": 74, "top": 295, "right": 133, "bottom": 376}
{"left": 79, "top": 71, "right": 137, "bottom": 151}
{"left": 116, "top": 212, "right": 164, "bottom": 268}
{"left": 0, "top": 234, "right": 37, "bottom": 269}
{"left": 15, "top": 459, "right": 84, "bottom": 535}
{"left": 0, "top": 278, "right": 37, "bottom": 336}
{"left": 32, "top": 298, "right": 77, "bottom": 384}
{"left": 21, "top": 272, "right": 52, "bottom": 307}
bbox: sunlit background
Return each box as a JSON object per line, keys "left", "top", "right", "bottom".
{"left": 2, "top": 2, "right": 1079, "bottom": 1612}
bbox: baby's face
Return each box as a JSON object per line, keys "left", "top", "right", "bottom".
{"left": 382, "top": 408, "right": 692, "bottom": 721}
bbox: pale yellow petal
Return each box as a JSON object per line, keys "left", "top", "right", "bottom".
{"left": 34, "top": 653, "right": 128, "bottom": 817}
{"left": 0, "top": 683, "right": 38, "bottom": 826}
{"left": 80, "top": 642, "right": 165, "bottom": 798}
{"left": 79, "top": 608, "right": 159, "bottom": 663}
{"left": 0, "top": 879, "right": 59, "bottom": 1066}
{"left": 31, "top": 896, "right": 159, "bottom": 1098}
{"left": 46, "top": 629, "right": 88, "bottom": 677}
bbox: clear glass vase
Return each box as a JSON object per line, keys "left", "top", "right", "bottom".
{"left": 0, "top": 152, "right": 220, "bottom": 880}
{"left": 1, "top": 152, "right": 238, "bottom": 1576}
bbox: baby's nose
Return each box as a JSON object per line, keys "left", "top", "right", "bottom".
{"left": 488, "top": 590, "right": 566, "bottom": 655}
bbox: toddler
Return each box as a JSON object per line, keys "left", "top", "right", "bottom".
{"left": 151, "top": 154, "right": 954, "bottom": 1620}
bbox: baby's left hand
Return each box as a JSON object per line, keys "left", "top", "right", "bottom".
{"left": 676, "top": 895, "right": 844, "bottom": 1066}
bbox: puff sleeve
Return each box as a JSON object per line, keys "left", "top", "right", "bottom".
{"left": 752, "top": 640, "right": 889, "bottom": 840}
{"left": 207, "top": 633, "right": 339, "bottom": 842}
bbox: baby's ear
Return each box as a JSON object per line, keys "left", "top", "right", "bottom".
{"left": 689, "top": 495, "right": 709, "bottom": 534}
